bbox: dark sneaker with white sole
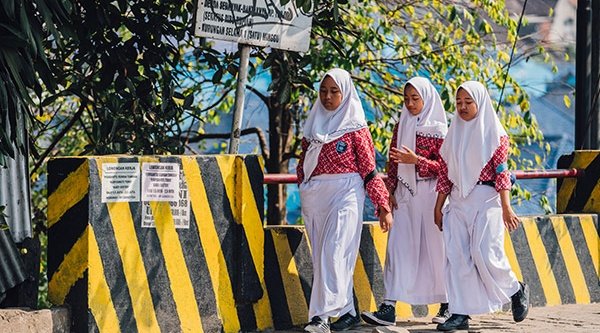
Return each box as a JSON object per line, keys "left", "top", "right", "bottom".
{"left": 305, "top": 316, "right": 330, "bottom": 333}
{"left": 330, "top": 312, "right": 361, "bottom": 331}
{"left": 436, "top": 314, "right": 469, "bottom": 331}
{"left": 512, "top": 281, "right": 530, "bottom": 322}
{"left": 360, "top": 303, "right": 395, "bottom": 326}
{"left": 432, "top": 303, "right": 450, "bottom": 324}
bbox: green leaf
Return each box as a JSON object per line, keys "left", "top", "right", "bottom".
{"left": 302, "top": 0, "right": 312, "bottom": 13}
{"left": 0, "top": 35, "right": 28, "bottom": 48}
{"left": 212, "top": 68, "right": 223, "bottom": 83}
{"left": 3, "top": 0, "right": 15, "bottom": 17}
{"left": 278, "top": 81, "right": 291, "bottom": 104}
{"left": 563, "top": 94, "right": 571, "bottom": 108}
{"left": 183, "top": 93, "right": 194, "bottom": 109}
{"left": 333, "top": 1, "right": 339, "bottom": 21}
{"left": 448, "top": 6, "right": 457, "bottom": 22}
{"left": 523, "top": 111, "right": 531, "bottom": 125}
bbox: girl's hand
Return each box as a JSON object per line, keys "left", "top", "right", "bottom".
{"left": 502, "top": 205, "right": 520, "bottom": 232}
{"left": 390, "top": 145, "right": 418, "bottom": 164}
{"left": 388, "top": 193, "right": 398, "bottom": 210}
{"left": 379, "top": 209, "right": 393, "bottom": 232}
{"left": 434, "top": 207, "right": 443, "bottom": 231}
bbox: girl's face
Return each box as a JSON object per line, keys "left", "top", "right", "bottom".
{"left": 319, "top": 76, "right": 343, "bottom": 111}
{"left": 404, "top": 84, "right": 424, "bottom": 116}
{"left": 456, "top": 88, "right": 478, "bottom": 121}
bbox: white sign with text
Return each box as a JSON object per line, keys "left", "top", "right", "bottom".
{"left": 142, "top": 163, "right": 190, "bottom": 229}
{"left": 141, "top": 163, "right": 180, "bottom": 202}
{"left": 101, "top": 163, "right": 140, "bottom": 203}
{"left": 195, "top": 0, "right": 313, "bottom": 52}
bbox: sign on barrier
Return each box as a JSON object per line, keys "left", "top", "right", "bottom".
{"left": 101, "top": 163, "right": 140, "bottom": 202}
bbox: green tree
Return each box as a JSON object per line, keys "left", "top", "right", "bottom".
{"left": 0, "top": 0, "right": 72, "bottom": 166}
{"left": 22, "top": 0, "right": 233, "bottom": 307}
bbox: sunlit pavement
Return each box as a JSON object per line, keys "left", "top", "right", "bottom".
{"left": 274, "top": 303, "right": 599, "bottom": 332}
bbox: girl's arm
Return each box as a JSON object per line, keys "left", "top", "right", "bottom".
{"left": 296, "top": 138, "right": 309, "bottom": 184}
{"left": 499, "top": 189, "right": 519, "bottom": 231}
{"left": 385, "top": 124, "right": 400, "bottom": 193}
{"left": 434, "top": 192, "right": 448, "bottom": 231}
{"left": 491, "top": 136, "right": 519, "bottom": 231}
{"left": 353, "top": 129, "right": 392, "bottom": 230}
{"left": 435, "top": 158, "right": 453, "bottom": 194}
{"left": 386, "top": 124, "right": 400, "bottom": 210}
{"left": 416, "top": 136, "right": 444, "bottom": 177}
{"left": 493, "top": 136, "right": 512, "bottom": 192}
{"left": 434, "top": 157, "right": 451, "bottom": 231}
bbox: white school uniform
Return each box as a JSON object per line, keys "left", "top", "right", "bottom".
{"left": 384, "top": 77, "right": 448, "bottom": 305}
{"left": 384, "top": 178, "right": 447, "bottom": 304}
{"left": 439, "top": 81, "right": 520, "bottom": 315}
{"left": 443, "top": 185, "right": 520, "bottom": 314}
{"left": 300, "top": 68, "right": 369, "bottom": 320}
{"left": 300, "top": 173, "right": 364, "bottom": 319}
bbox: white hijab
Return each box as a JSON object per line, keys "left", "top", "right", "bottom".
{"left": 439, "top": 81, "right": 508, "bottom": 198}
{"left": 302, "top": 68, "right": 367, "bottom": 182}
{"left": 396, "top": 77, "right": 447, "bottom": 196}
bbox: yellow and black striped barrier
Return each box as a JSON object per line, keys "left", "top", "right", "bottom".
{"left": 48, "top": 155, "right": 270, "bottom": 332}
{"left": 557, "top": 151, "right": 600, "bottom": 214}
{"left": 265, "top": 215, "right": 600, "bottom": 328}
{"left": 48, "top": 155, "right": 600, "bottom": 332}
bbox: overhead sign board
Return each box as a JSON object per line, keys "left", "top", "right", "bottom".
{"left": 195, "top": 0, "right": 313, "bottom": 52}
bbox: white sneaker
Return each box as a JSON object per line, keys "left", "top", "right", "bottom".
{"left": 432, "top": 303, "right": 450, "bottom": 324}
{"left": 305, "top": 316, "right": 330, "bottom": 333}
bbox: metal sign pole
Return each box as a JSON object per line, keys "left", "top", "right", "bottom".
{"left": 228, "top": 44, "right": 251, "bottom": 154}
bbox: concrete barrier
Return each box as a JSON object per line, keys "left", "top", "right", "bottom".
{"left": 557, "top": 151, "right": 600, "bottom": 214}
{"left": 48, "top": 155, "right": 268, "bottom": 332}
{"left": 265, "top": 215, "right": 600, "bottom": 329}
{"left": 47, "top": 155, "right": 600, "bottom": 332}
{"left": 0, "top": 307, "right": 70, "bottom": 333}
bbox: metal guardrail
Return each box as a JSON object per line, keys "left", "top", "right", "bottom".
{"left": 511, "top": 169, "right": 582, "bottom": 179}
{"left": 263, "top": 169, "right": 584, "bottom": 184}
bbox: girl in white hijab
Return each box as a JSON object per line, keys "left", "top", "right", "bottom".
{"left": 297, "top": 68, "right": 392, "bottom": 333}
{"left": 433, "top": 81, "right": 529, "bottom": 331}
{"left": 361, "top": 77, "right": 449, "bottom": 327}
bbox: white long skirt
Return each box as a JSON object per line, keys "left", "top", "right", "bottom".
{"left": 443, "top": 185, "right": 520, "bottom": 315}
{"left": 384, "top": 179, "right": 447, "bottom": 304}
{"left": 300, "top": 173, "right": 365, "bottom": 320}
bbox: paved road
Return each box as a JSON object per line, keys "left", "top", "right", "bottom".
{"left": 275, "top": 303, "right": 600, "bottom": 332}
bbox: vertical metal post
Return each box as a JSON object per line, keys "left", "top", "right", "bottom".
{"left": 591, "top": 0, "right": 600, "bottom": 149}
{"left": 576, "top": 0, "right": 592, "bottom": 149}
{"left": 228, "top": 44, "right": 251, "bottom": 154}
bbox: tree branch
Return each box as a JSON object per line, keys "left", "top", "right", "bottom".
{"left": 181, "top": 127, "right": 270, "bottom": 160}
{"left": 30, "top": 103, "right": 87, "bottom": 176}
{"left": 246, "top": 85, "right": 270, "bottom": 107}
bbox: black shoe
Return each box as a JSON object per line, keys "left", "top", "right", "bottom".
{"left": 512, "top": 281, "right": 530, "bottom": 322}
{"left": 361, "top": 303, "right": 395, "bottom": 326}
{"left": 330, "top": 312, "right": 361, "bottom": 331}
{"left": 305, "top": 316, "right": 330, "bottom": 333}
{"left": 436, "top": 314, "right": 469, "bottom": 331}
{"left": 432, "top": 303, "right": 450, "bottom": 324}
